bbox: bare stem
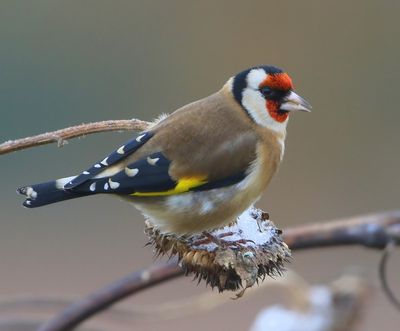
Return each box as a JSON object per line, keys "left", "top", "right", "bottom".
{"left": 0, "top": 119, "right": 150, "bottom": 155}
{"left": 284, "top": 210, "right": 400, "bottom": 250}
{"left": 38, "top": 210, "right": 400, "bottom": 331}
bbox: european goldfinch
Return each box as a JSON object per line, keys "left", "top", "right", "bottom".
{"left": 18, "top": 65, "right": 311, "bottom": 235}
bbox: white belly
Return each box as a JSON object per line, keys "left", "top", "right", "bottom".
{"left": 128, "top": 144, "right": 281, "bottom": 235}
{"left": 132, "top": 184, "right": 260, "bottom": 235}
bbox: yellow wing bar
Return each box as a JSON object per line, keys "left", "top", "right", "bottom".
{"left": 131, "top": 176, "right": 208, "bottom": 197}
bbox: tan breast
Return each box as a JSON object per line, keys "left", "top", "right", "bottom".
{"left": 130, "top": 136, "right": 283, "bottom": 235}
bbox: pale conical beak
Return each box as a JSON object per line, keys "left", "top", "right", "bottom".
{"left": 280, "top": 91, "right": 312, "bottom": 112}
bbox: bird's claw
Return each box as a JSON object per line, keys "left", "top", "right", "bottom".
{"left": 191, "top": 231, "right": 256, "bottom": 249}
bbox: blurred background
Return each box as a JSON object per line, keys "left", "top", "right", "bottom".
{"left": 0, "top": 0, "right": 399, "bottom": 330}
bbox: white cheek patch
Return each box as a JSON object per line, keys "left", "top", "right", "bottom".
{"left": 240, "top": 68, "right": 289, "bottom": 134}
{"left": 242, "top": 89, "right": 269, "bottom": 125}
{"left": 241, "top": 88, "right": 288, "bottom": 134}
{"left": 246, "top": 69, "right": 267, "bottom": 89}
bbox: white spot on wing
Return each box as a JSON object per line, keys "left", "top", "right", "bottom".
{"left": 104, "top": 182, "right": 109, "bottom": 190}
{"left": 94, "top": 164, "right": 101, "bottom": 168}
{"left": 147, "top": 156, "right": 160, "bottom": 166}
{"left": 136, "top": 134, "right": 146, "bottom": 142}
{"left": 83, "top": 171, "right": 90, "bottom": 175}
{"left": 117, "top": 145, "right": 125, "bottom": 154}
{"left": 108, "top": 179, "right": 120, "bottom": 189}
{"left": 89, "top": 182, "right": 96, "bottom": 192}
{"left": 100, "top": 157, "right": 109, "bottom": 166}
{"left": 125, "top": 167, "right": 139, "bottom": 177}
{"left": 26, "top": 200, "right": 32, "bottom": 205}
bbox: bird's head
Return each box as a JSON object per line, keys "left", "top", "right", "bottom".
{"left": 230, "top": 66, "right": 311, "bottom": 132}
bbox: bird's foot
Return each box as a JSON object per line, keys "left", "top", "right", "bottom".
{"left": 192, "top": 231, "right": 256, "bottom": 249}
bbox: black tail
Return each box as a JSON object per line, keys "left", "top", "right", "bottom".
{"left": 17, "top": 177, "right": 90, "bottom": 208}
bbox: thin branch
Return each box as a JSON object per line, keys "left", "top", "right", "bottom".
{"left": 0, "top": 119, "right": 150, "bottom": 155}
{"left": 37, "top": 260, "right": 182, "bottom": 331}
{"left": 0, "top": 271, "right": 304, "bottom": 325}
{"left": 284, "top": 210, "right": 400, "bottom": 250}
{"left": 38, "top": 210, "right": 400, "bottom": 331}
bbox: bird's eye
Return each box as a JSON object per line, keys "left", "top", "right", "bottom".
{"left": 260, "top": 86, "right": 273, "bottom": 97}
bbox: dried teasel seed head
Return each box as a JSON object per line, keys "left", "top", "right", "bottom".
{"left": 144, "top": 206, "right": 291, "bottom": 297}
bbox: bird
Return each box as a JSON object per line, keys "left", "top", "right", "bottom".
{"left": 17, "top": 65, "right": 311, "bottom": 236}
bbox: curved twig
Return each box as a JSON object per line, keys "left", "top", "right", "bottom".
{"left": 0, "top": 119, "right": 150, "bottom": 155}
{"left": 0, "top": 270, "right": 306, "bottom": 325}
{"left": 37, "top": 260, "right": 182, "bottom": 331}
{"left": 284, "top": 210, "right": 400, "bottom": 250}
{"left": 38, "top": 210, "right": 400, "bottom": 331}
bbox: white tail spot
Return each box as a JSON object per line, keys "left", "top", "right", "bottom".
{"left": 26, "top": 187, "right": 38, "bottom": 199}
{"left": 117, "top": 146, "right": 125, "bottom": 154}
{"left": 109, "top": 179, "right": 120, "bottom": 189}
{"left": 136, "top": 134, "right": 146, "bottom": 142}
{"left": 89, "top": 182, "right": 96, "bottom": 192}
{"left": 125, "top": 167, "right": 139, "bottom": 177}
{"left": 100, "top": 157, "right": 109, "bottom": 166}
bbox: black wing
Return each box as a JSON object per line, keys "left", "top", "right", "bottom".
{"left": 72, "top": 151, "right": 246, "bottom": 196}
{"left": 64, "top": 131, "right": 154, "bottom": 189}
